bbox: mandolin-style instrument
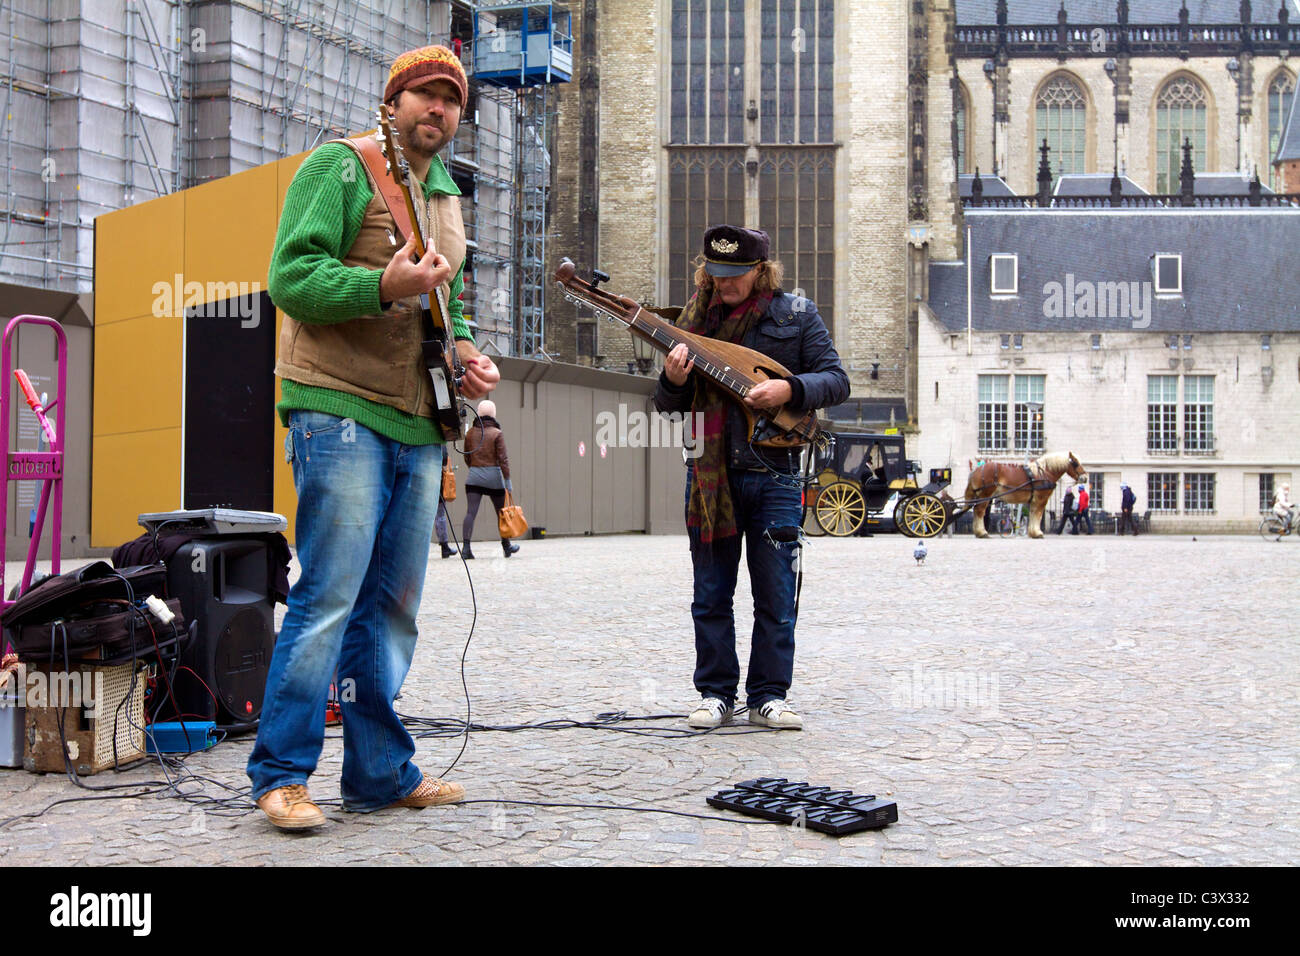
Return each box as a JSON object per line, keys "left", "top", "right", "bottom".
{"left": 554, "top": 258, "right": 824, "bottom": 449}
{"left": 375, "top": 108, "right": 465, "bottom": 441}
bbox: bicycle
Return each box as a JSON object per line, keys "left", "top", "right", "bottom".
{"left": 1259, "top": 506, "right": 1299, "bottom": 541}
{"left": 995, "top": 505, "right": 1028, "bottom": 538}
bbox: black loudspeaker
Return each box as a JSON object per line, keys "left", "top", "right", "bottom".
{"left": 160, "top": 538, "right": 276, "bottom": 727}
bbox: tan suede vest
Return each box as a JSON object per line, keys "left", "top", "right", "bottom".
{"left": 274, "top": 139, "right": 467, "bottom": 418}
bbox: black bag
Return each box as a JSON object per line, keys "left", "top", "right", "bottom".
{"left": 2, "top": 561, "right": 190, "bottom": 665}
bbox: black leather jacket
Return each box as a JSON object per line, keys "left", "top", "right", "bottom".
{"left": 653, "top": 291, "right": 850, "bottom": 472}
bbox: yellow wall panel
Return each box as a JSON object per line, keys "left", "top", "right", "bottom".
{"left": 272, "top": 308, "right": 298, "bottom": 542}
{"left": 277, "top": 152, "right": 308, "bottom": 215}
{"left": 92, "top": 314, "right": 183, "bottom": 436}
{"left": 94, "top": 192, "right": 185, "bottom": 325}
{"left": 184, "top": 164, "right": 278, "bottom": 293}
{"left": 90, "top": 428, "right": 182, "bottom": 548}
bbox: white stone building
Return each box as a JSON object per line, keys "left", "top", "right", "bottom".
{"left": 915, "top": 203, "right": 1300, "bottom": 532}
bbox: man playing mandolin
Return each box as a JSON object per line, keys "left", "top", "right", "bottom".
{"left": 248, "top": 45, "right": 499, "bottom": 830}
{"left": 655, "top": 225, "right": 849, "bottom": 730}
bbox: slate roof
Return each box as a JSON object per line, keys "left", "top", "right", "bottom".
{"left": 1053, "top": 173, "right": 1149, "bottom": 198}
{"left": 1277, "top": 87, "right": 1300, "bottom": 164}
{"left": 958, "top": 173, "right": 1017, "bottom": 198}
{"left": 955, "top": 1, "right": 1300, "bottom": 24}
{"left": 1192, "top": 173, "right": 1275, "bottom": 196}
{"left": 927, "top": 208, "right": 1300, "bottom": 333}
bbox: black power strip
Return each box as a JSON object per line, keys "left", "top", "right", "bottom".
{"left": 707, "top": 777, "right": 899, "bottom": 835}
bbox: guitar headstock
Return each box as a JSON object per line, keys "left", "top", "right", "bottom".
{"left": 375, "top": 108, "right": 412, "bottom": 187}
{"left": 554, "top": 257, "right": 639, "bottom": 324}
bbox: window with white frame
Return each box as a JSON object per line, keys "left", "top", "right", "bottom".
{"left": 1147, "top": 375, "right": 1178, "bottom": 454}
{"left": 1090, "top": 472, "right": 1105, "bottom": 511}
{"left": 1013, "top": 375, "right": 1045, "bottom": 454}
{"left": 1183, "top": 375, "right": 1214, "bottom": 453}
{"left": 1259, "top": 473, "right": 1275, "bottom": 513}
{"left": 990, "top": 254, "right": 1018, "bottom": 295}
{"left": 1153, "top": 254, "right": 1182, "bottom": 294}
{"left": 978, "top": 374, "right": 1009, "bottom": 453}
{"left": 1184, "top": 473, "right": 1215, "bottom": 513}
{"left": 1148, "top": 472, "right": 1178, "bottom": 513}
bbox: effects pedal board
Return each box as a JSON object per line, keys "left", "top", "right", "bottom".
{"left": 707, "top": 777, "right": 898, "bottom": 835}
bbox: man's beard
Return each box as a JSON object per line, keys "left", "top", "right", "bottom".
{"left": 402, "top": 119, "right": 454, "bottom": 157}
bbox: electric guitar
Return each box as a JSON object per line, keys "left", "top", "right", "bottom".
{"left": 375, "top": 109, "right": 465, "bottom": 441}
{"left": 554, "top": 258, "right": 824, "bottom": 449}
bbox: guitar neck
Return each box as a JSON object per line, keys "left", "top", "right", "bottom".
{"left": 624, "top": 309, "right": 755, "bottom": 401}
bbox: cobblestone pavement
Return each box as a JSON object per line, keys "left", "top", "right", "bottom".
{"left": 1, "top": 531, "right": 1296, "bottom": 866}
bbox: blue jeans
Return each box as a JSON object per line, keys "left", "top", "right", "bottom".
{"left": 688, "top": 468, "right": 803, "bottom": 709}
{"left": 247, "top": 411, "right": 443, "bottom": 811}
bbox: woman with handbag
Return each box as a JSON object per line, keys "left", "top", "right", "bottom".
{"left": 461, "top": 399, "right": 521, "bottom": 559}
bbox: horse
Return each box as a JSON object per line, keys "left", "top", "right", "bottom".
{"left": 953, "top": 451, "right": 1086, "bottom": 539}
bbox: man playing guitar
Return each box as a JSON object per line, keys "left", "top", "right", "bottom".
{"left": 655, "top": 225, "right": 849, "bottom": 731}
{"left": 248, "top": 45, "right": 498, "bottom": 830}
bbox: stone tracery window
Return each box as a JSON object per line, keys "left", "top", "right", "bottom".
{"left": 1156, "top": 76, "right": 1208, "bottom": 194}
{"left": 1268, "top": 72, "right": 1295, "bottom": 191}
{"left": 1035, "top": 75, "right": 1086, "bottom": 181}
{"left": 955, "top": 83, "right": 968, "bottom": 176}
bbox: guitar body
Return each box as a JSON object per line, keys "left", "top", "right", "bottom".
{"left": 633, "top": 317, "right": 819, "bottom": 449}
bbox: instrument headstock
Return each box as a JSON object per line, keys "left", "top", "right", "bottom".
{"left": 375, "top": 109, "right": 412, "bottom": 182}
{"left": 553, "top": 258, "right": 639, "bottom": 324}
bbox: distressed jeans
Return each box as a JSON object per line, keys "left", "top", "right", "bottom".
{"left": 688, "top": 468, "right": 803, "bottom": 710}
{"left": 247, "top": 411, "right": 443, "bottom": 811}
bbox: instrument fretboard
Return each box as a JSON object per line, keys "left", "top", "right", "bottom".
{"left": 627, "top": 314, "right": 752, "bottom": 399}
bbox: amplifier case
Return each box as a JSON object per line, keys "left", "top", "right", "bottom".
{"left": 23, "top": 661, "right": 148, "bottom": 774}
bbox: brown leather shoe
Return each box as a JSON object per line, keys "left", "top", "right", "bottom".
{"left": 388, "top": 775, "right": 466, "bottom": 809}
{"left": 256, "top": 784, "right": 327, "bottom": 830}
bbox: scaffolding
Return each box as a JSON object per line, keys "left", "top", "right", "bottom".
{"left": 470, "top": 2, "right": 570, "bottom": 357}
{"left": 0, "top": 0, "right": 561, "bottom": 357}
{"left": 1, "top": 0, "right": 184, "bottom": 291}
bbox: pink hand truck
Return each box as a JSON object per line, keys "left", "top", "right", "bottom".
{"left": 1, "top": 314, "right": 67, "bottom": 631}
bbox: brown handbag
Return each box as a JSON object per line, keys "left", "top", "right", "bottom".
{"left": 441, "top": 464, "right": 456, "bottom": 502}
{"left": 498, "top": 490, "right": 528, "bottom": 539}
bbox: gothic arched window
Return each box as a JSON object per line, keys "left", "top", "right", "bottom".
{"left": 1035, "top": 75, "right": 1087, "bottom": 180}
{"left": 955, "top": 83, "right": 968, "bottom": 176}
{"left": 1268, "top": 72, "right": 1295, "bottom": 190}
{"left": 1156, "top": 76, "right": 1209, "bottom": 193}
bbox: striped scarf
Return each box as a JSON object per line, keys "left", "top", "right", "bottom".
{"left": 676, "top": 286, "right": 774, "bottom": 548}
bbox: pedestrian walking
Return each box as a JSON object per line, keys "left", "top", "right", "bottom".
{"left": 461, "top": 399, "right": 521, "bottom": 559}
{"left": 1055, "top": 487, "right": 1075, "bottom": 534}
{"left": 1120, "top": 482, "right": 1140, "bottom": 535}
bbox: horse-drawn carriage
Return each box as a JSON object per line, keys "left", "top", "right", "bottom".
{"left": 805, "top": 431, "right": 952, "bottom": 538}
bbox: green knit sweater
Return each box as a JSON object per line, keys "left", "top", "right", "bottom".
{"left": 269, "top": 141, "right": 473, "bottom": 446}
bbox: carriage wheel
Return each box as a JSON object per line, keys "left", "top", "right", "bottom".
{"left": 814, "top": 481, "right": 866, "bottom": 537}
{"left": 895, "top": 492, "right": 948, "bottom": 538}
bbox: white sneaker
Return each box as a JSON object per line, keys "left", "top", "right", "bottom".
{"left": 748, "top": 699, "right": 803, "bottom": 730}
{"left": 687, "top": 696, "right": 734, "bottom": 729}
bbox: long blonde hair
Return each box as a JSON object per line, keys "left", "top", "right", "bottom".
{"left": 692, "top": 256, "right": 785, "bottom": 294}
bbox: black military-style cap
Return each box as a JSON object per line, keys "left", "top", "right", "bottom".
{"left": 701, "top": 224, "right": 769, "bottom": 277}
